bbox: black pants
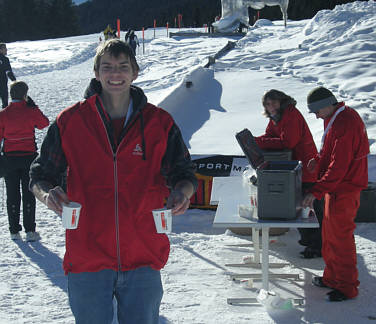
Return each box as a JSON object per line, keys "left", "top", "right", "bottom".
{"left": 0, "top": 86, "right": 8, "bottom": 108}
{"left": 4, "top": 154, "right": 37, "bottom": 234}
{"left": 298, "top": 182, "right": 324, "bottom": 250}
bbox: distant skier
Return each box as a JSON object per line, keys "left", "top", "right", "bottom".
{"left": 126, "top": 30, "right": 139, "bottom": 55}
{"left": 103, "top": 24, "right": 116, "bottom": 40}
{"left": 0, "top": 43, "right": 16, "bottom": 108}
{"left": 124, "top": 29, "right": 131, "bottom": 42}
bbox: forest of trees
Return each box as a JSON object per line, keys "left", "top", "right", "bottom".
{"left": 76, "top": 0, "right": 221, "bottom": 35}
{"left": 0, "top": 0, "right": 369, "bottom": 43}
{"left": 77, "top": 0, "right": 369, "bottom": 35}
{"left": 0, "top": 0, "right": 79, "bottom": 42}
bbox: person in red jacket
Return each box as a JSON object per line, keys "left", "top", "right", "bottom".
{"left": 0, "top": 81, "right": 49, "bottom": 241}
{"left": 30, "top": 39, "right": 197, "bottom": 323}
{"left": 303, "top": 86, "right": 369, "bottom": 302}
{"left": 255, "top": 89, "right": 323, "bottom": 258}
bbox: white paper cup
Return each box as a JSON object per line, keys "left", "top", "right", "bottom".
{"left": 62, "top": 202, "right": 81, "bottom": 229}
{"left": 152, "top": 208, "right": 172, "bottom": 233}
{"left": 302, "top": 207, "right": 311, "bottom": 219}
{"left": 238, "top": 204, "right": 252, "bottom": 219}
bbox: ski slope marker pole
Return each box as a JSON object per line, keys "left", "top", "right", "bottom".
{"left": 142, "top": 27, "right": 145, "bottom": 55}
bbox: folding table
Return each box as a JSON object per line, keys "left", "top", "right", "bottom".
{"left": 210, "top": 176, "right": 319, "bottom": 305}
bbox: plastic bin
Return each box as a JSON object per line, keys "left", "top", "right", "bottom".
{"left": 257, "top": 160, "right": 302, "bottom": 220}
{"left": 236, "top": 128, "right": 302, "bottom": 220}
{"left": 263, "top": 150, "right": 292, "bottom": 161}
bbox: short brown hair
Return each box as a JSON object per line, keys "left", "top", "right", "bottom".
{"left": 10, "top": 81, "right": 28, "bottom": 100}
{"left": 0, "top": 43, "right": 6, "bottom": 50}
{"left": 93, "top": 39, "right": 139, "bottom": 73}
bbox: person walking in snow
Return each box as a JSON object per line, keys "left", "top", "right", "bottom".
{"left": 0, "top": 43, "right": 16, "bottom": 108}
{"left": 303, "top": 86, "right": 369, "bottom": 302}
{"left": 255, "top": 89, "right": 323, "bottom": 258}
{"left": 124, "top": 29, "right": 131, "bottom": 43}
{"left": 30, "top": 39, "right": 197, "bottom": 323}
{"left": 127, "top": 30, "right": 139, "bottom": 55}
{"left": 0, "top": 81, "right": 49, "bottom": 241}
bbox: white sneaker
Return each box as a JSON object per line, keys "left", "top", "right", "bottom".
{"left": 10, "top": 233, "right": 22, "bottom": 240}
{"left": 26, "top": 231, "right": 41, "bottom": 242}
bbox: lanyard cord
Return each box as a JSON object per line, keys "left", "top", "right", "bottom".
{"left": 320, "top": 105, "right": 345, "bottom": 151}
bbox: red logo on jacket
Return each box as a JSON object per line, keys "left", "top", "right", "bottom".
{"left": 132, "top": 144, "right": 143, "bottom": 156}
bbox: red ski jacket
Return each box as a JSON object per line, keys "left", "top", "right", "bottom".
{"left": 309, "top": 103, "right": 369, "bottom": 199}
{"left": 255, "top": 104, "right": 318, "bottom": 183}
{"left": 0, "top": 100, "right": 49, "bottom": 153}
{"left": 30, "top": 87, "right": 197, "bottom": 274}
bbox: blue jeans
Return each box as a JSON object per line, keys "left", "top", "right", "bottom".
{"left": 68, "top": 267, "right": 163, "bottom": 324}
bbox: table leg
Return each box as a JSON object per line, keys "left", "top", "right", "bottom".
{"left": 226, "top": 228, "right": 289, "bottom": 268}
{"left": 224, "top": 228, "right": 261, "bottom": 268}
{"left": 227, "top": 297, "right": 305, "bottom": 306}
{"left": 253, "top": 228, "right": 260, "bottom": 263}
{"left": 261, "top": 227, "right": 269, "bottom": 291}
{"left": 226, "top": 227, "right": 303, "bottom": 306}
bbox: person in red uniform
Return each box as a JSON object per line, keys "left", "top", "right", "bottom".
{"left": 302, "top": 86, "right": 369, "bottom": 302}
{"left": 0, "top": 81, "right": 49, "bottom": 241}
{"left": 255, "top": 89, "right": 323, "bottom": 258}
{"left": 30, "top": 39, "right": 197, "bottom": 323}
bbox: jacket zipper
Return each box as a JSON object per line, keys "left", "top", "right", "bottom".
{"left": 95, "top": 96, "right": 143, "bottom": 272}
{"left": 95, "top": 99, "right": 123, "bottom": 271}
{"left": 113, "top": 152, "right": 122, "bottom": 271}
{"left": 112, "top": 112, "right": 144, "bottom": 271}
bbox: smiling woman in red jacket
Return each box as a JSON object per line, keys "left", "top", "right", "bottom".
{"left": 0, "top": 81, "right": 49, "bottom": 242}
{"left": 255, "top": 89, "right": 323, "bottom": 258}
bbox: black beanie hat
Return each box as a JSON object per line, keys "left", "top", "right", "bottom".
{"left": 307, "top": 86, "right": 337, "bottom": 113}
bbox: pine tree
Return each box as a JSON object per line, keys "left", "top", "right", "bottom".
{"left": 0, "top": 0, "right": 80, "bottom": 42}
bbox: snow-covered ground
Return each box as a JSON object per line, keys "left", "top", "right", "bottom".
{"left": 1, "top": 1, "right": 376, "bottom": 323}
